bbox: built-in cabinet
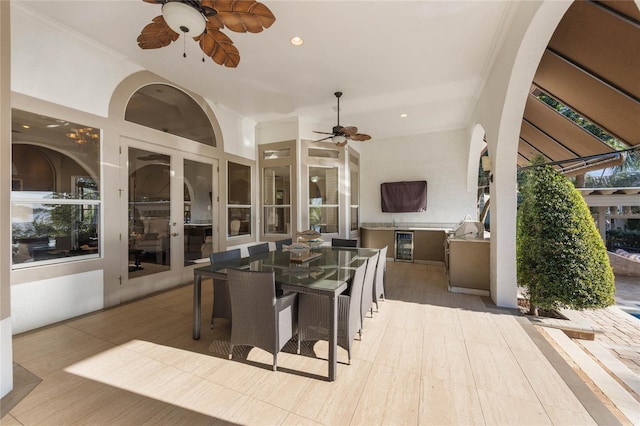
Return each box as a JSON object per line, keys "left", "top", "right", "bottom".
{"left": 361, "top": 227, "right": 447, "bottom": 263}
{"left": 446, "top": 237, "right": 490, "bottom": 295}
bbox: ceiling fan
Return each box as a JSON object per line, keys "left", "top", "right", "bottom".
{"left": 137, "top": 0, "right": 275, "bottom": 68}
{"left": 313, "top": 92, "right": 372, "bottom": 147}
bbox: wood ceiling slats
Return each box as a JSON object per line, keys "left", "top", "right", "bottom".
{"left": 523, "top": 95, "right": 613, "bottom": 157}
{"left": 548, "top": 1, "right": 640, "bottom": 100}
{"left": 534, "top": 51, "right": 640, "bottom": 145}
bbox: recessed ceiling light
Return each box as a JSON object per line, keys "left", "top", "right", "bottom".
{"left": 290, "top": 36, "right": 304, "bottom": 46}
{"left": 400, "top": 113, "right": 408, "bottom": 118}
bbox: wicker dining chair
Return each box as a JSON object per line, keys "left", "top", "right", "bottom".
{"left": 209, "top": 248, "right": 241, "bottom": 328}
{"left": 296, "top": 261, "right": 367, "bottom": 364}
{"left": 331, "top": 238, "right": 358, "bottom": 248}
{"left": 275, "top": 238, "right": 293, "bottom": 250}
{"left": 373, "top": 246, "right": 388, "bottom": 311}
{"left": 248, "top": 242, "right": 270, "bottom": 256}
{"left": 360, "top": 251, "right": 379, "bottom": 333}
{"left": 226, "top": 269, "right": 298, "bottom": 371}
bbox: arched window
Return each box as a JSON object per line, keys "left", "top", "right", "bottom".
{"left": 125, "top": 84, "right": 216, "bottom": 146}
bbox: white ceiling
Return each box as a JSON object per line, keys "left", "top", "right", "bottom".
{"left": 15, "top": 0, "right": 515, "bottom": 140}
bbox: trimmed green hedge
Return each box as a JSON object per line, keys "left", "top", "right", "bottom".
{"left": 517, "top": 160, "right": 615, "bottom": 311}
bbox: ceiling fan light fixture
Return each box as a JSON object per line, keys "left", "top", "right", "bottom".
{"left": 332, "top": 135, "right": 347, "bottom": 144}
{"left": 162, "top": 2, "right": 206, "bottom": 36}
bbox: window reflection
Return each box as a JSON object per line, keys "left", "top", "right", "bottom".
{"left": 11, "top": 109, "right": 101, "bottom": 267}
{"left": 350, "top": 169, "right": 359, "bottom": 231}
{"left": 184, "top": 159, "right": 213, "bottom": 265}
{"left": 309, "top": 166, "right": 339, "bottom": 233}
{"left": 263, "top": 166, "right": 290, "bottom": 234}
{"left": 125, "top": 84, "right": 216, "bottom": 146}
{"left": 228, "top": 162, "right": 252, "bottom": 237}
{"left": 128, "top": 148, "right": 171, "bottom": 276}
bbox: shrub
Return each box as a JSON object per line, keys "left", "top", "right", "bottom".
{"left": 517, "top": 160, "right": 615, "bottom": 312}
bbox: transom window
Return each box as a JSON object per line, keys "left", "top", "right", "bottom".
{"left": 125, "top": 83, "right": 216, "bottom": 146}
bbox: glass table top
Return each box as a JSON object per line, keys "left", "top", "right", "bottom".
{"left": 195, "top": 246, "right": 378, "bottom": 293}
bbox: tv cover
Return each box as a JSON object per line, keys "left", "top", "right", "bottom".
{"left": 380, "top": 180, "right": 427, "bottom": 212}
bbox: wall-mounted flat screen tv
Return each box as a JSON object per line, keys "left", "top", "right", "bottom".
{"left": 380, "top": 180, "right": 427, "bottom": 213}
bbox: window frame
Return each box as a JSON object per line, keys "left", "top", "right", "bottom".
{"left": 10, "top": 109, "right": 102, "bottom": 269}
{"left": 226, "top": 160, "right": 253, "bottom": 239}
{"left": 348, "top": 148, "right": 360, "bottom": 236}
{"left": 308, "top": 165, "right": 340, "bottom": 235}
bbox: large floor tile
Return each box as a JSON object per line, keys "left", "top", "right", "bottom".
{"left": 467, "top": 340, "right": 539, "bottom": 402}
{"left": 477, "top": 389, "right": 552, "bottom": 425}
{"left": 350, "top": 364, "right": 421, "bottom": 426}
{"left": 5, "top": 261, "right": 616, "bottom": 426}
{"left": 291, "top": 359, "right": 372, "bottom": 425}
{"left": 420, "top": 375, "right": 484, "bottom": 425}
{"left": 421, "top": 332, "right": 475, "bottom": 387}
{"left": 373, "top": 326, "right": 423, "bottom": 374}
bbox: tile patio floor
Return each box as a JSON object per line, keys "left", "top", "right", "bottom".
{"left": 1, "top": 261, "right": 627, "bottom": 425}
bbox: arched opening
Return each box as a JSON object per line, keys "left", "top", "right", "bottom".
{"left": 107, "top": 71, "right": 221, "bottom": 302}
{"left": 125, "top": 83, "right": 216, "bottom": 147}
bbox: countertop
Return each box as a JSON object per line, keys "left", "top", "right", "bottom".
{"left": 360, "top": 224, "right": 453, "bottom": 232}
{"left": 361, "top": 227, "right": 451, "bottom": 231}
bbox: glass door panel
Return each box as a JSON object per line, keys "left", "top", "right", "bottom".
{"left": 128, "top": 147, "right": 171, "bottom": 278}
{"left": 184, "top": 159, "right": 213, "bottom": 265}
{"left": 263, "top": 166, "right": 291, "bottom": 234}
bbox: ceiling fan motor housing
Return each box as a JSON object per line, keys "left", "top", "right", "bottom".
{"left": 162, "top": 1, "right": 206, "bottom": 35}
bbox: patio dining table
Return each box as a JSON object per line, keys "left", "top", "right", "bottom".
{"left": 192, "top": 246, "right": 378, "bottom": 381}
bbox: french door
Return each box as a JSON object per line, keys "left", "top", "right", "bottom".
{"left": 120, "top": 137, "right": 218, "bottom": 301}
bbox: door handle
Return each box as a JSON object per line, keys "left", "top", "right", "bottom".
{"left": 171, "top": 232, "right": 179, "bottom": 237}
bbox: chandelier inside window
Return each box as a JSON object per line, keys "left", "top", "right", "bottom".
{"left": 66, "top": 127, "right": 100, "bottom": 145}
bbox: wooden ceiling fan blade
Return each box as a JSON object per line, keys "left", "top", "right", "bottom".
{"left": 142, "top": 0, "right": 163, "bottom": 3}
{"left": 340, "top": 126, "right": 358, "bottom": 136}
{"left": 201, "top": 1, "right": 225, "bottom": 29}
{"left": 350, "top": 133, "right": 372, "bottom": 141}
{"left": 210, "top": 0, "right": 276, "bottom": 33}
{"left": 313, "top": 135, "right": 333, "bottom": 142}
{"left": 137, "top": 15, "right": 179, "bottom": 49}
{"left": 197, "top": 28, "right": 240, "bottom": 67}
{"left": 313, "top": 130, "right": 334, "bottom": 135}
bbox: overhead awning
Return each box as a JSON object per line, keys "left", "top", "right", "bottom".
{"left": 518, "top": 0, "right": 640, "bottom": 173}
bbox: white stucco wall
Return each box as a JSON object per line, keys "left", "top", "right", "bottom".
{"left": 210, "top": 101, "right": 257, "bottom": 159}
{"left": 10, "top": 4, "right": 141, "bottom": 118}
{"left": 473, "top": 0, "right": 573, "bottom": 308}
{"left": 357, "top": 129, "right": 476, "bottom": 225}
{"left": 11, "top": 270, "right": 104, "bottom": 334}
{"left": 7, "top": 5, "right": 258, "bottom": 336}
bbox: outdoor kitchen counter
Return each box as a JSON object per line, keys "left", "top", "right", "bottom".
{"left": 360, "top": 226, "right": 451, "bottom": 263}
